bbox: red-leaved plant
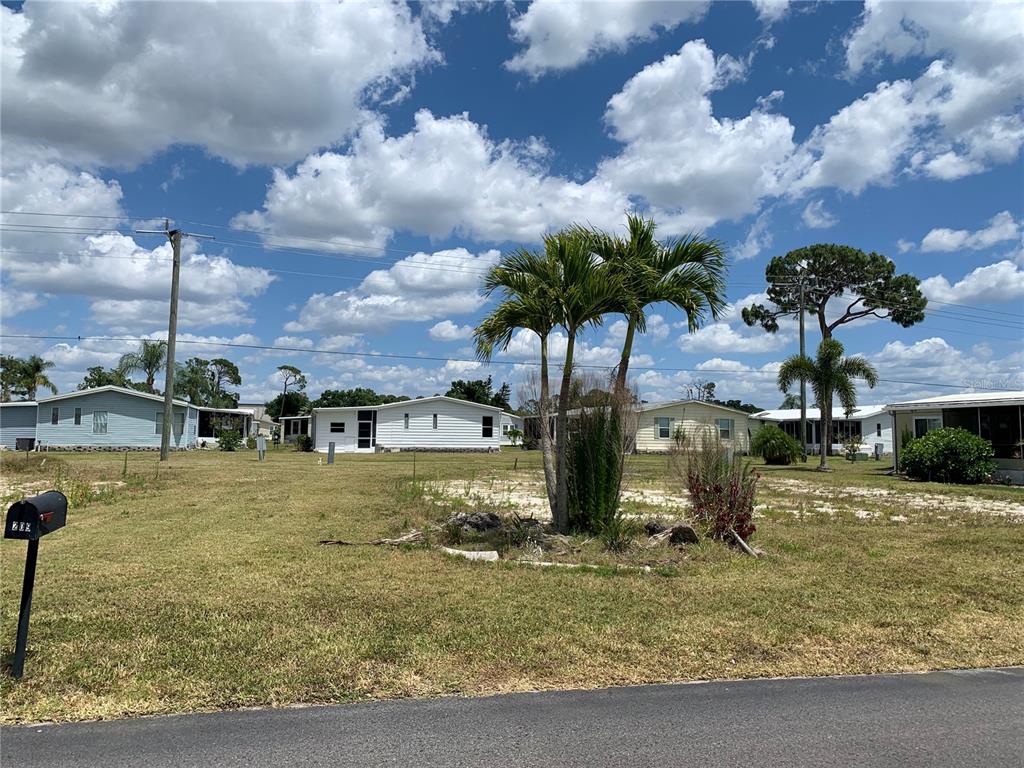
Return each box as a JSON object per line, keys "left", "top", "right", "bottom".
{"left": 676, "top": 427, "right": 758, "bottom": 542}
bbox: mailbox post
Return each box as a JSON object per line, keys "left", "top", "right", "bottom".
{"left": 5, "top": 490, "right": 67, "bottom": 679}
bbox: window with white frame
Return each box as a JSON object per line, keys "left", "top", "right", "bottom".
{"left": 74, "top": 407, "right": 82, "bottom": 426}
{"left": 876, "top": 423, "right": 882, "bottom": 437}
{"left": 502, "top": 423, "right": 510, "bottom": 434}
{"left": 914, "top": 417, "right": 941, "bottom": 439}
{"left": 432, "top": 414, "right": 438, "bottom": 429}
{"left": 330, "top": 422, "right": 345, "bottom": 433}
{"left": 655, "top": 417, "right": 672, "bottom": 439}
{"left": 50, "top": 407, "right": 59, "bottom": 425}
{"left": 404, "top": 413, "right": 409, "bottom": 429}
{"left": 482, "top": 415, "right": 494, "bottom": 438}
{"left": 156, "top": 411, "right": 184, "bottom": 436}
{"left": 92, "top": 411, "right": 107, "bottom": 434}
{"left": 716, "top": 418, "right": 734, "bottom": 440}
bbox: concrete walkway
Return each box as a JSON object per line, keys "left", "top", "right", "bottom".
{"left": 4, "top": 667, "right": 1022, "bottom": 767}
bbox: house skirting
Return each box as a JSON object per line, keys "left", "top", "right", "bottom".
{"left": 375, "top": 446, "right": 500, "bottom": 454}
{"left": 39, "top": 445, "right": 194, "bottom": 452}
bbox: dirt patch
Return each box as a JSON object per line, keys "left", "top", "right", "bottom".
{"left": 762, "top": 477, "right": 1024, "bottom": 520}
{"left": 425, "top": 472, "right": 1024, "bottom": 523}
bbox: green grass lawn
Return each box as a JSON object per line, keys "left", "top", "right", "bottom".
{"left": 2, "top": 448, "right": 1022, "bottom": 723}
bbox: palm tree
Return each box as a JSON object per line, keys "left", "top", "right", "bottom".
{"left": 777, "top": 339, "right": 879, "bottom": 471}
{"left": 21, "top": 355, "right": 57, "bottom": 399}
{"left": 118, "top": 340, "right": 167, "bottom": 393}
{"left": 475, "top": 247, "right": 560, "bottom": 514}
{"left": 581, "top": 214, "right": 727, "bottom": 395}
{"left": 475, "top": 232, "right": 622, "bottom": 532}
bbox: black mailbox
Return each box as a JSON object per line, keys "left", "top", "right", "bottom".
{"left": 5, "top": 491, "right": 67, "bottom": 541}
{"left": 5, "top": 490, "right": 68, "bottom": 679}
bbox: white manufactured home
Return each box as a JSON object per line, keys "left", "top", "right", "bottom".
{"left": 311, "top": 396, "right": 504, "bottom": 453}
{"left": 887, "top": 391, "right": 1024, "bottom": 484}
{"left": 753, "top": 404, "right": 892, "bottom": 456}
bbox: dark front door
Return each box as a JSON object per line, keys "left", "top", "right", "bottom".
{"left": 358, "top": 421, "right": 372, "bottom": 449}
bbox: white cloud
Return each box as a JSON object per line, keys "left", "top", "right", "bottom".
{"left": 3, "top": 232, "right": 274, "bottom": 332}
{"left": 0, "top": 163, "right": 125, "bottom": 252}
{"left": 751, "top": 0, "right": 789, "bottom": 24}
{"left": 273, "top": 336, "right": 315, "bottom": 350}
{"left": 599, "top": 40, "right": 796, "bottom": 229}
{"left": 605, "top": 314, "right": 669, "bottom": 345}
{"left": 919, "top": 211, "right": 1021, "bottom": 252}
{"left": 234, "top": 110, "right": 628, "bottom": 251}
{"left": 920, "top": 260, "right": 1024, "bottom": 305}
{"left": 429, "top": 320, "right": 475, "bottom": 342}
{"left": 845, "top": 0, "right": 1022, "bottom": 78}
{"left": 1, "top": 1, "right": 436, "bottom": 168}
{"left": 734, "top": 211, "right": 773, "bottom": 260}
{"left": 787, "top": 79, "right": 926, "bottom": 194}
{"left": 677, "top": 322, "right": 792, "bottom": 354}
{"left": 0, "top": 289, "right": 45, "bottom": 320}
{"left": 810, "top": 1, "right": 1024, "bottom": 189}
{"left": 801, "top": 199, "right": 838, "bottom": 229}
{"left": 505, "top": 0, "right": 708, "bottom": 75}
{"left": 897, "top": 239, "right": 915, "bottom": 254}
{"left": 284, "top": 248, "right": 499, "bottom": 335}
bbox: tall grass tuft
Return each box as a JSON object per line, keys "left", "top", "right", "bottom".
{"left": 565, "top": 377, "right": 638, "bottom": 537}
{"left": 674, "top": 427, "right": 758, "bottom": 542}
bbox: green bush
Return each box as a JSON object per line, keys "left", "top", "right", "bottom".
{"left": 900, "top": 427, "right": 996, "bottom": 484}
{"left": 245, "top": 436, "right": 257, "bottom": 450}
{"left": 216, "top": 428, "right": 243, "bottom": 452}
{"left": 750, "top": 425, "right": 802, "bottom": 465}
{"left": 294, "top": 434, "right": 314, "bottom": 452}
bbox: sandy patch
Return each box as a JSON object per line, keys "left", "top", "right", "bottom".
{"left": 425, "top": 472, "right": 1024, "bottom": 523}
{"left": 761, "top": 477, "right": 1024, "bottom": 519}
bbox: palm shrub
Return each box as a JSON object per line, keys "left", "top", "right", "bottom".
{"left": 294, "top": 434, "right": 314, "bottom": 452}
{"left": 677, "top": 428, "right": 758, "bottom": 542}
{"left": 750, "top": 425, "right": 802, "bottom": 465}
{"left": 900, "top": 428, "right": 996, "bottom": 484}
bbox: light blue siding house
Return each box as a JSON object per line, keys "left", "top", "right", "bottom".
{"left": 0, "top": 401, "right": 39, "bottom": 450}
{"left": 35, "top": 386, "right": 199, "bottom": 450}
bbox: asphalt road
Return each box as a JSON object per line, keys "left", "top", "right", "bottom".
{"left": 4, "top": 667, "right": 1022, "bottom": 767}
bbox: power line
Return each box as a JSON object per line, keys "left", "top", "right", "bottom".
{"left": 4, "top": 240, "right": 1022, "bottom": 339}
{"left": 4, "top": 210, "right": 1022, "bottom": 319}
{"left": 5, "top": 224, "right": 1022, "bottom": 331}
{"left": 2, "top": 333, "right": 1019, "bottom": 391}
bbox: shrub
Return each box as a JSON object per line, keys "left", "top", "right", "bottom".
{"left": 245, "top": 436, "right": 257, "bottom": 450}
{"left": 294, "top": 434, "right": 314, "bottom": 452}
{"left": 900, "top": 427, "right": 996, "bottom": 484}
{"left": 216, "top": 428, "right": 243, "bottom": 452}
{"left": 596, "top": 515, "right": 641, "bottom": 553}
{"left": 677, "top": 428, "right": 758, "bottom": 542}
{"left": 565, "top": 385, "right": 637, "bottom": 534}
{"left": 750, "top": 425, "right": 802, "bottom": 465}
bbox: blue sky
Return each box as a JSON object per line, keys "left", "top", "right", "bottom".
{"left": 1, "top": 0, "right": 1021, "bottom": 408}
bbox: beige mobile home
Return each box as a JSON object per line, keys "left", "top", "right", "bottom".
{"left": 634, "top": 400, "right": 763, "bottom": 453}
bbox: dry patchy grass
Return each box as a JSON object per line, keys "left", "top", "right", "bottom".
{"left": 1, "top": 448, "right": 1022, "bottom": 723}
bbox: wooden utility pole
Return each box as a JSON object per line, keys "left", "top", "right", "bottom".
{"left": 799, "top": 279, "right": 808, "bottom": 463}
{"left": 158, "top": 228, "right": 182, "bottom": 461}
{"left": 135, "top": 219, "right": 213, "bottom": 461}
